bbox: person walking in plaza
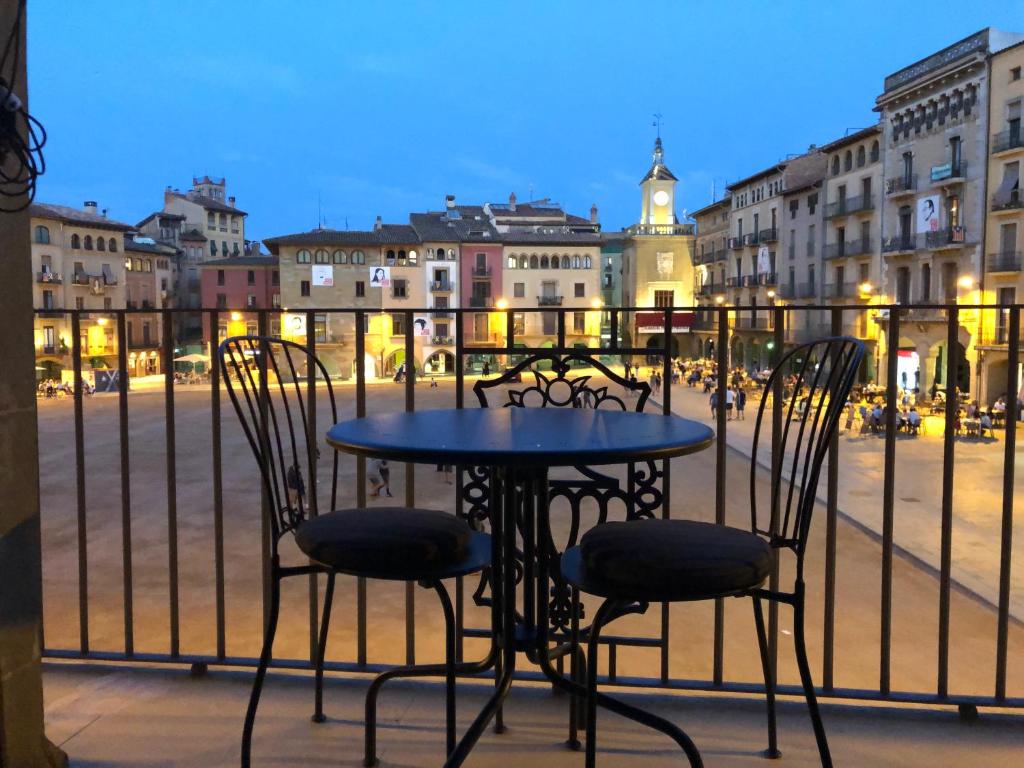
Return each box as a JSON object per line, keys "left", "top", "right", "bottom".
{"left": 709, "top": 389, "right": 718, "bottom": 420}
{"left": 368, "top": 458, "right": 392, "bottom": 497}
{"left": 725, "top": 386, "right": 735, "bottom": 420}
{"left": 736, "top": 386, "right": 746, "bottom": 420}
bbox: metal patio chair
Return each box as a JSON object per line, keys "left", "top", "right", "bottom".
{"left": 220, "top": 336, "right": 491, "bottom": 767}
{"left": 561, "top": 337, "right": 865, "bottom": 767}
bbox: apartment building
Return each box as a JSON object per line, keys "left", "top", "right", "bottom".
{"left": 264, "top": 230, "right": 379, "bottom": 379}
{"left": 620, "top": 138, "right": 697, "bottom": 359}
{"left": 409, "top": 212, "right": 461, "bottom": 373}
{"left": 123, "top": 236, "right": 175, "bottom": 376}
{"left": 690, "top": 197, "right": 730, "bottom": 357}
{"left": 979, "top": 38, "right": 1024, "bottom": 403}
{"left": 599, "top": 232, "right": 626, "bottom": 346}
{"left": 876, "top": 29, "right": 1024, "bottom": 397}
{"left": 136, "top": 210, "right": 208, "bottom": 341}
{"left": 199, "top": 255, "right": 280, "bottom": 346}
{"left": 500, "top": 232, "right": 603, "bottom": 350}
{"left": 162, "top": 176, "right": 247, "bottom": 261}
{"left": 30, "top": 202, "right": 130, "bottom": 377}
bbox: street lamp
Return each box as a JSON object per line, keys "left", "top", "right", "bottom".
{"left": 495, "top": 298, "right": 509, "bottom": 311}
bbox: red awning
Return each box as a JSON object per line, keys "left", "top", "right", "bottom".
{"left": 636, "top": 311, "right": 694, "bottom": 333}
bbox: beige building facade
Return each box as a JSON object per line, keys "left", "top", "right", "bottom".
{"left": 163, "top": 176, "right": 247, "bottom": 261}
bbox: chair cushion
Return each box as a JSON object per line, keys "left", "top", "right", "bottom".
{"left": 295, "top": 507, "right": 473, "bottom": 579}
{"left": 575, "top": 519, "right": 773, "bottom": 601}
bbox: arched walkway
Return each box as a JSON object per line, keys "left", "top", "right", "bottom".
{"left": 425, "top": 350, "right": 455, "bottom": 375}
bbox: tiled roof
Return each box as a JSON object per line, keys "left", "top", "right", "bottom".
{"left": 180, "top": 228, "right": 207, "bottom": 242}
{"left": 30, "top": 203, "right": 132, "bottom": 231}
{"left": 198, "top": 255, "right": 279, "bottom": 268}
{"left": 641, "top": 164, "right": 678, "bottom": 183}
{"left": 167, "top": 190, "right": 247, "bottom": 216}
{"left": 263, "top": 228, "right": 384, "bottom": 249}
{"left": 136, "top": 211, "right": 186, "bottom": 228}
{"left": 125, "top": 238, "right": 177, "bottom": 255}
{"left": 726, "top": 163, "right": 787, "bottom": 191}
{"left": 689, "top": 197, "right": 732, "bottom": 217}
{"left": 377, "top": 224, "right": 420, "bottom": 244}
{"left": 817, "top": 124, "right": 882, "bottom": 154}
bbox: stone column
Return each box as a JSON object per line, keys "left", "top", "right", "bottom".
{"left": 0, "top": 2, "right": 67, "bottom": 765}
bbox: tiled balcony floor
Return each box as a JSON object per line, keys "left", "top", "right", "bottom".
{"left": 45, "top": 663, "right": 1024, "bottom": 767}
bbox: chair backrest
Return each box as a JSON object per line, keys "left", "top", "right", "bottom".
{"left": 750, "top": 337, "right": 864, "bottom": 567}
{"left": 219, "top": 336, "right": 339, "bottom": 543}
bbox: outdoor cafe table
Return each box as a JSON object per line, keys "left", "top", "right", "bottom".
{"left": 326, "top": 407, "right": 715, "bottom": 767}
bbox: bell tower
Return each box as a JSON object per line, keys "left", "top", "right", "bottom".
{"left": 639, "top": 137, "right": 678, "bottom": 226}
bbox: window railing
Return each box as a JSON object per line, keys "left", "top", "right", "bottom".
{"left": 992, "top": 129, "right": 1024, "bottom": 154}
{"left": 728, "top": 236, "right": 743, "bottom": 250}
{"left": 537, "top": 295, "right": 563, "bottom": 306}
{"left": 36, "top": 270, "right": 62, "bottom": 284}
{"left": 431, "top": 280, "right": 452, "bottom": 292}
{"left": 883, "top": 234, "right": 921, "bottom": 253}
{"left": 992, "top": 189, "right": 1022, "bottom": 212}
{"left": 742, "top": 232, "right": 759, "bottom": 247}
{"left": 472, "top": 266, "right": 492, "bottom": 277}
{"left": 986, "top": 251, "right": 1022, "bottom": 273}
{"left": 886, "top": 175, "right": 917, "bottom": 195}
{"left": 468, "top": 296, "right": 492, "bottom": 308}
{"left": 758, "top": 227, "right": 778, "bottom": 242}
{"left": 824, "top": 238, "right": 873, "bottom": 259}
{"left": 430, "top": 335, "right": 454, "bottom": 345}
{"left": 925, "top": 227, "right": 966, "bottom": 249}
{"left": 623, "top": 223, "right": 695, "bottom": 236}
{"left": 28, "top": 304, "right": 1024, "bottom": 726}
{"left": 824, "top": 195, "right": 875, "bottom": 219}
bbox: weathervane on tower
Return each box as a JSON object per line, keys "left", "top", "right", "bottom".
{"left": 652, "top": 113, "right": 663, "bottom": 139}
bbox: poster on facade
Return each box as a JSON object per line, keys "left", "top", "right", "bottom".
{"left": 369, "top": 266, "right": 390, "bottom": 288}
{"left": 311, "top": 264, "right": 334, "bottom": 287}
{"left": 283, "top": 313, "right": 306, "bottom": 339}
{"left": 757, "top": 244, "right": 771, "bottom": 275}
{"left": 413, "top": 316, "right": 431, "bottom": 337}
{"left": 916, "top": 195, "right": 941, "bottom": 233}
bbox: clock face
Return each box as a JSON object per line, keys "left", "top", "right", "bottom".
{"left": 653, "top": 190, "right": 670, "bottom": 207}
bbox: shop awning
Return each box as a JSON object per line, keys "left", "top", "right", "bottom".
{"left": 636, "top": 311, "right": 694, "bottom": 333}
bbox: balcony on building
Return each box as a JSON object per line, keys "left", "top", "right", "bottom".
{"left": 430, "top": 335, "right": 454, "bottom": 345}
{"left": 930, "top": 160, "right": 967, "bottom": 186}
{"left": 924, "top": 226, "right": 966, "bottom": 250}
{"left": 468, "top": 296, "right": 492, "bottom": 308}
{"left": 430, "top": 309, "right": 452, "bottom": 319}
{"left": 757, "top": 271, "right": 777, "bottom": 286}
{"left": 36, "top": 269, "right": 61, "bottom": 284}
{"left": 537, "top": 295, "right": 563, "bottom": 306}
{"left": 758, "top": 228, "right": 778, "bottom": 243}
{"left": 431, "top": 279, "right": 452, "bottom": 292}
{"left": 623, "top": 223, "right": 695, "bottom": 236}
{"left": 777, "top": 282, "right": 817, "bottom": 300}
{"left": 991, "top": 128, "right": 1024, "bottom": 156}
{"left": 728, "top": 236, "right": 743, "bottom": 250}
{"left": 886, "top": 174, "right": 917, "bottom": 198}
{"left": 823, "top": 282, "right": 858, "bottom": 300}
{"left": 992, "top": 189, "right": 1022, "bottom": 215}
{"left": 472, "top": 265, "right": 492, "bottom": 277}
{"left": 882, "top": 233, "right": 920, "bottom": 255}
{"left": 741, "top": 274, "right": 758, "bottom": 287}
{"left": 742, "top": 232, "right": 759, "bottom": 247}
{"left": 726, "top": 276, "right": 740, "bottom": 288}
{"left": 986, "top": 251, "right": 1022, "bottom": 274}
{"left": 824, "top": 238, "right": 873, "bottom": 260}
{"left": 824, "top": 194, "right": 875, "bottom": 220}
{"left": 732, "top": 315, "right": 774, "bottom": 331}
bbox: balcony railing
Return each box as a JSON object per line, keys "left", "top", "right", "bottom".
{"left": 823, "top": 238, "right": 873, "bottom": 259}
{"left": 758, "top": 271, "right": 777, "bottom": 286}
{"left": 430, "top": 335, "right": 454, "bottom": 345}
{"left": 431, "top": 280, "right": 452, "bottom": 292}
{"left": 430, "top": 310, "right": 452, "bottom": 318}
{"left": 776, "top": 282, "right": 817, "bottom": 299}
{"left": 930, "top": 160, "right": 967, "bottom": 183}
{"left": 472, "top": 266, "right": 492, "bottom": 277}
{"left": 823, "top": 282, "right": 858, "bottom": 299}
{"left": 882, "top": 234, "right": 920, "bottom": 253}
{"left": 741, "top": 274, "right": 757, "bottom": 287}
{"left": 758, "top": 227, "right": 778, "bottom": 243}
{"left": 824, "top": 194, "right": 875, "bottom": 219}
{"left": 36, "top": 270, "right": 61, "bottom": 284}
{"left": 623, "top": 223, "right": 695, "bottom": 236}
{"left": 537, "top": 295, "right": 563, "bottom": 306}
{"left": 886, "top": 175, "right": 917, "bottom": 196}
{"left": 29, "top": 303, "right": 1024, "bottom": 736}
{"left": 987, "top": 251, "right": 1023, "bottom": 273}
{"left": 468, "top": 296, "right": 492, "bottom": 308}
{"left": 728, "top": 236, "right": 743, "bottom": 250}
{"left": 742, "top": 232, "right": 759, "bottom": 247}
{"left": 726, "top": 276, "right": 740, "bottom": 287}
{"left": 992, "top": 190, "right": 1023, "bottom": 213}
{"left": 925, "top": 227, "right": 966, "bottom": 249}
{"left": 992, "top": 129, "right": 1024, "bottom": 154}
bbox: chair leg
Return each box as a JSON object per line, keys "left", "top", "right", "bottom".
{"left": 585, "top": 602, "right": 604, "bottom": 768}
{"left": 241, "top": 573, "right": 281, "bottom": 768}
{"left": 752, "top": 596, "right": 780, "bottom": 759}
{"left": 568, "top": 586, "right": 584, "bottom": 750}
{"left": 312, "top": 572, "right": 335, "bottom": 723}
{"left": 433, "top": 581, "right": 458, "bottom": 759}
{"left": 793, "top": 590, "right": 833, "bottom": 768}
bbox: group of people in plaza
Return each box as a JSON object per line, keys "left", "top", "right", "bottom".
{"left": 36, "top": 378, "right": 91, "bottom": 398}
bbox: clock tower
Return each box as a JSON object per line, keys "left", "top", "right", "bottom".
{"left": 639, "top": 137, "right": 678, "bottom": 226}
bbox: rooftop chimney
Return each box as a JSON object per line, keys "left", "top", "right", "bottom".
{"left": 509, "top": 192, "right": 517, "bottom": 211}
{"left": 445, "top": 194, "right": 456, "bottom": 210}
{"left": 374, "top": 215, "right": 383, "bottom": 231}
{"left": 590, "top": 204, "right": 598, "bottom": 224}
{"left": 228, "top": 196, "right": 236, "bottom": 207}
{"left": 83, "top": 201, "right": 98, "bottom": 215}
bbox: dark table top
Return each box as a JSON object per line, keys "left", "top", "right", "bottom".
{"left": 326, "top": 408, "right": 715, "bottom": 467}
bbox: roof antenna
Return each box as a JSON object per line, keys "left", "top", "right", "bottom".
{"left": 652, "top": 113, "right": 663, "bottom": 139}
{"left": 317, "top": 191, "right": 322, "bottom": 229}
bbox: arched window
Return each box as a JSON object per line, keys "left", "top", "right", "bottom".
{"left": 352, "top": 250, "right": 365, "bottom": 264}
{"left": 314, "top": 249, "right": 329, "bottom": 264}
{"left": 583, "top": 255, "right": 592, "bottom": 269}
{"left": 507, "top": 255, "right": 517, "bottom": 269}
{"left": 540, "top": 255, "right": 549, "bottom": 269}
{"left": 447, "top": 248, "right": 455, "bottom": 259}
{"left": 297, "top": 249, "right": 311, "bottom": 264}
{"left": 551, "top": 255, "right": 560, "bottom": 268}
{"left": 386, "top": 249, "right": 396, "bottom": 264}
{"left": 870, "top": 140, "right": 880, "bottom": 163}
{"left": 97, "top": 237, "right": 106, "bottom": 251}
{"left": 844, "top": 150, "right": 853, "bottom": 171}
{"left": 133, "top": 258, "right": 142, "bottom": 271}
{"left": 333, "top": 249, "right": 347, "bottom": 264}
{"left": 530, "top": 255, "right": 539, "bottom": 269}
{"left": 84, "top": 235, "right": 93, "bottom": 250}
{"left": 124, "top": 257, "right": 133, "bottom": 271}
{"left": 398, "top": 249, "right": 406, "bottom": 263}
{"left": 108, "top": 237, "right": 117, "bottom": 252}
{"left": 71, "top": 233, "right": 80, "bottom": 249}
{"left": 572, "top": 255, "right": 581, "bottom": 269}
{"left": 856, "top": 146, "right": 866, "bottom": 167}
{"left": 518, "top": 255, "right": 527, "bottom": 269}
{"left": 34, "top": 225, "right": 49, "bottom": 244}
{"left": 831, "top": 156, "right": 840, "bottom": 175}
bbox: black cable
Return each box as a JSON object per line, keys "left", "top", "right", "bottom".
{"left": 0, "top": 0, "right": 45, "bottom": 212}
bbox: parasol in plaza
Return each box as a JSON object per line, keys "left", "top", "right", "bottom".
{"left": 173, "top": 353, "right": 210, "bottom": 373}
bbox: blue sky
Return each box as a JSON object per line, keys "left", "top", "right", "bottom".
{"left": 28, "top": 1, "right": 1024, "bottom": 242}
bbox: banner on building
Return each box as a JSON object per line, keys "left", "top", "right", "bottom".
{"left": 369, "top": 266, "right": 390, "bottom": 288}
{"left": 413, "top": 316, "right": 432, "bottom": 337}
{"left": 311, "top": 264, "right": 334, "bottom": 287}
{"left": 757, "top": 244, "right": 771, "bottom": 275}
{"left": 283, "top": 313, "right": 306, "bottom": 339}
{"left": 916, "top": 195, "right": 940, "bottom": 233}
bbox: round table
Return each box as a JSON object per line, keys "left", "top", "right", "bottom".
{"left": 327, "top": 407, "right": 714, "bottom": 767}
